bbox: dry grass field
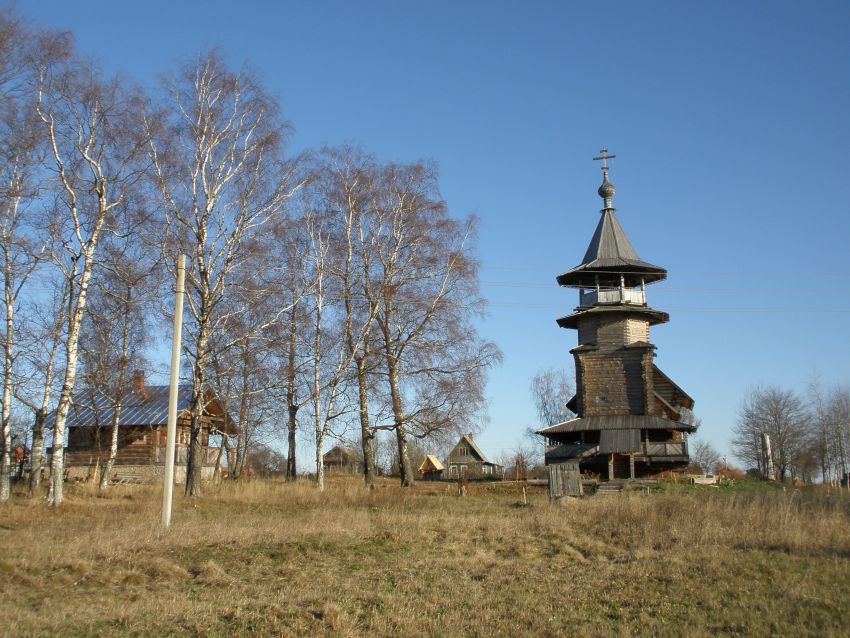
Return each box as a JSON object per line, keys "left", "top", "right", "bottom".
{"left": 2, "top": 478, "right": 850, "bottom": 637}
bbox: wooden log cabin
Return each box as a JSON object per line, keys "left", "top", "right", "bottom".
{"left": 59, "top": 371, "right": 236, "bottom": 483}
{"left": 322, "top": 445, "right": 363, "bottom": 475}
{"left": 540, "top": 150, "right": 696, "bottom": 495}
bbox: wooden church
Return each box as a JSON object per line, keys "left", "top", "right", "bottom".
{"left": 539, "top": 150, "right": 695, "bottom": 491}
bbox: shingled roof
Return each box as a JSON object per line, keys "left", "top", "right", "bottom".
{"left": 556, "top": 209, "right": 666, "bottom": 288}
{"left": 537, "top": 415, "right": 697, "bottom": 435}
{"left": 460, "top": 433, "right": 492, "bottom": 463}
{"left": 556, "top": 303, "right": 669, "bottom": 329}
{"left": 419, "top": 454, "right": 444, "bottom": 472}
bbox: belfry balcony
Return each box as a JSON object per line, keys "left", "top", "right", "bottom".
{"left": 544, "top": 440, "right": 688, "bottom": 462}
{"left": 579, "top": 288, "right": 646, "bottom": 308}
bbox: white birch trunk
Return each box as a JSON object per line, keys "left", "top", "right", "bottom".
{"left": 27, "top": 310, "right": 62, "bottom": 498}
{"left": 48, "top": 246, "right": 98, "bottom": 505}
{"left": 0, "top": 192, "right": 22, "bottom": 501}
{"left": 312, "top": 255, "right": 325, "bottom": 492}
{"left": 0, "top": 282, "right": 11, "bottom": 501}
{"left": 315, "top": 430, "right": 325, "bottom": 492}
{"left": 99, "top": 401, "right": 122, "bottom": 490}
{"left": 185, "top": 318, "right": 210, "bottom": 498}
{"left": 99, "top": 292, "right": 132, "bottom": 490}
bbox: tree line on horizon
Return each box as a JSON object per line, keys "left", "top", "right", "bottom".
{"left": 0, "top": 12, "right": 501, "bottom": 506}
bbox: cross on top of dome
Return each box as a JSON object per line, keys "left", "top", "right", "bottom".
{"left": 593, "top": 147, "right": 617, "bottom": 209}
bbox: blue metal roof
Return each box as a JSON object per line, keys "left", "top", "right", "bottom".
{"left": 47, "top": 384, "right": 194, "bottom": 429}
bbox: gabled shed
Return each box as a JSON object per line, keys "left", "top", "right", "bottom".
{"left": 418, "top": 454, "right": 444, "bottom": 481}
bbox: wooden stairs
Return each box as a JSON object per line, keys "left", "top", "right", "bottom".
{"left": 595, "top": 480, "right": 627, "bottom": 496}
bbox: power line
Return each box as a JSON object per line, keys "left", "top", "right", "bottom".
{"left": 481, "top": 280, "right": 850, "bottom": 293}
{"left": 486, "top": 301, "right": 850, "bottom": 313}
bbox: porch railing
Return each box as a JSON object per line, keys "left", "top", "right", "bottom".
{"left": 545, "top": 441, "right": 688, "bottom": 458}
{"left": 579, "top": 288, "right": 646, "bottom": 307}
{"left": 644, "top": 442, "right": 687, "bottom": 456}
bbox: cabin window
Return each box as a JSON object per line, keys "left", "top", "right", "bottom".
{"left": 648, "top": 430, "right": 671, "bottom": 442}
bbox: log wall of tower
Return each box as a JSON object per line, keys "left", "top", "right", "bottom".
{"left": 577, "top": 315, "right": 650, "bottom": 347}
{"left": 574, "top": 314, "right": 655, "bottom": 417}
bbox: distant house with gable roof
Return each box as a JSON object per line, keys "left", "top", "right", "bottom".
{"left": 322, "top": 445, "right": 363, "bottom": 475}
{"left": 444, "top": 433, "right": 503, "bottom": 480}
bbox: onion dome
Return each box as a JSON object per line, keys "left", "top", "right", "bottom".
{"left": 598, "top": 176, "right": 616, "bottom": 204}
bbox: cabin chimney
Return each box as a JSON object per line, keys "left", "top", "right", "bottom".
{"left": 132, "top": 370, "right": 146, "bottom": 396}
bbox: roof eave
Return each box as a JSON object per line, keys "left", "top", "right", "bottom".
{"left": 556, "top": 265, "right": 667, "bottom": 288}
{"left": 537, "top": 415, "right": 698, "bottom": 435}
{"left": 556, "top": 306, "right": 669, "bottom": 329}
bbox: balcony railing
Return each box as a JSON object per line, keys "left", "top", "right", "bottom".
{"left": 544, "top": 441, "right": 688, "bottom": 459}
{"left": 644, "top": 442, "right": 687, "bottom": 456}
{"left": 579, "top": 288, "right": 646, "bottom": 307}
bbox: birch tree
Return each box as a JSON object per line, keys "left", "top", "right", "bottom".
{"left": 529, "top": 367, "right": 574, "bottom": 428}
{"left": 278, "top": 229, "right": 312, "bottom": 481}
{"left": 0, "top": 13, "right": 70, "bottom": 500}
{"left": 312, "top": 146, "right": 383, "bottom": 487}
{"left": 368, "top": 161, "right": 501, "bottom": 486}
{"left": 77, "top": 244, "right": 152, "bottom": 489}
{"left": 146, "top": 52, "right": 300, "bottom": 497}
{"left": 15, "top": 279, "right": 68, "bottom": 497}
{"left": 305, "top": 216, "right": 338, "bottom": 491}
{"left": 809, "top": 377, "right": 850, "bottom": 484}
{"left": 301, "top": 209, "right": 364, "bottom": 491}
{"left": 35, "top": 56, "right": 146, "bottom": 505}
{"left": 208, "top": 282, "right": 278, "bottom": 479}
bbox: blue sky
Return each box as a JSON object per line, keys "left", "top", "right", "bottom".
{"left": 20, "top": 0, "right": 850, "bottom": 464}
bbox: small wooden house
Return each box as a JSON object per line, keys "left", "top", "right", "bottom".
{"left": 322, "top": 446, "right": 362, "bottom": 475}
{"left": 444, "top": 434, "right": 503, "bottom": 481}
{"left": 418, "top": 454, "right": 444, "bottom": 481}
{"left": 57, "top": 372, "right": 235, "bottom": 483}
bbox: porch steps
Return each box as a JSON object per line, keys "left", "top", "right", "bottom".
{"left": 595, "top": 480, "right": 627, "bottom": 496}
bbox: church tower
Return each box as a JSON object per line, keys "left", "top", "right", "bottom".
{"left": 539, "top": 150, "right": 695, "bottom": 483}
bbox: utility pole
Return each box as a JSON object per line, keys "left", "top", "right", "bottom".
{"left": 161, "top": 254, "right": 186, "bottom": 528}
